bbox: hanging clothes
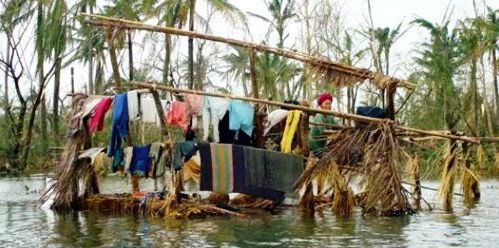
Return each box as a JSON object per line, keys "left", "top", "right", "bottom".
{"left": 228, "top": 100, "right": 255, "bottom": 137}
{"left": 199, "top": 143, "right": 285, "bottom": 202}
{"left": 172, "top": 141, "right": 198, "bottom": 170}
{"left": 243, "top": 146, "right": 303, "bottom": 193}
{"left": 129, "top": 145, "right": 151, "bottom": 177}
{"left": 280, "top": 110, "right": 302, "bottom": 153}
{"left": 202, "top": 96, "right": 229, "bottom": 142}
{"left": 218, "top": 111, "right": 252, "bottom": 146}
{"left": 88, "top": 97, "right": 113, "bottom": 134}
{"left": 140, "top": 97, "right": 158, "bottom": 124}
{"left": 123, "top": 147, "right": 133, "bottom": 175}
{"left": 264, "top": 109, "right": 289, "bottom": 136}
{"left": 199, "top": 143, "right": 234, "bottom": 193}
{"left": 111, "top": 148, "right": 125, "bottom": 173}
{"left": 185, "top": 94, "right": 203, "bottom": 122}
{"left": 127, "top": 90, "right": 140, "bottom": 121}
{"left": 108, "top": 93, "right": 128, "bottom": 157}
{"left": 149, "top": 142, "right": 164, "bottom": 178}
{"left": 182, "top": 156, "right": 201, "bottom": 184}
{"left": 166, "top": 101, "right": 188, "bottom": 132}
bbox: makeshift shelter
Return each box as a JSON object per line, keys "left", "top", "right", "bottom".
{"left": 40, "top": 14, "right": 498, "bottom": 219}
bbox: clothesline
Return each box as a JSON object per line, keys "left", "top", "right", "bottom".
{"left": 129, "top": 82, "right": 493, "bottom": 144}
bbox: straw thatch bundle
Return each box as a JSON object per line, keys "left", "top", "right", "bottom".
{"left": 294, "top": 123, "right": 414, "bottom": 217}
{"left": 40, "top": 132, "right": 89, "bottom": 211}
{"left": 437, "top": 142, "right": 459, "bottom": 211}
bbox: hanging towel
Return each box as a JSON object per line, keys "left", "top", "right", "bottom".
{"left": 172, "top": 141, "right": 198, "bottom": 170}
{"left": 264, "top": 109, "right": 289, "bottom": 136}
{"left": 127, "top": 90, "right": 140, "bottom": 121}
{"left": 140, "top": 97, "right": 158, "bottom": 124}
{"left": 185, "top": 94, "right": 203, "bottom": 121}
{"left": 243, "top": 146, "right": 303, "bottom": 194}
{"left": 202, "top": 96, "right": 229, "bottom": 142}
{"left": 88, "top": 97, "right": 113, "bottom": 134}
{"left": 166, "top": 101, "right": 188, "bottom": 132}
{"left": 199, "top": 143, "right": 234, "bottom": 193}
{"left": 129, "top": 145, "right": 151, "bottom": 177}
{"left": 280, "top": 110, "right": 302, "bottom": 153}
{"left": 108, "top": 93, "right": 128, "bottom": 157}
{"left": 199, "top": 143, "right": 285, "bottom": 201}
{"left": 228, "top": 100, "right": 255, "bottom": 136}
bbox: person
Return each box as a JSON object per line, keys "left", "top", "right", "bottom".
{"left": 309, "top": 93, "right": 337, "bottom": 156}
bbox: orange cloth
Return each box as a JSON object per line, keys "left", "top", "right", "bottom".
{"left": 182, "top": 159, "right": 200, "bottom": 184}
{"left": 166, "top": 101, "right": 188, "bottom": 132}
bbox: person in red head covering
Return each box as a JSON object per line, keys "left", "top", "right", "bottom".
{"left": 309, "top": 92, "right": 338, "bottom": 156}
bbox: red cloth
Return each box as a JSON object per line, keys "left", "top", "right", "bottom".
{"left": 317, "top": 93, "right": 333, "bottom": 106}
{"left": 88, "top": 97, "right": 113, "bottom": 134}
{"left": 166, "top": 101, "right": 188, "bottom": 132}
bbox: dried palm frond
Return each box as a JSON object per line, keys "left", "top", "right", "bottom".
{"left": 360, "top": 124, "right": 414, "bottom": 216}
{"left": 403, "top": 151, "right": 422, "bottom": 210}
{"left": 437, "top": 142, "right": 459, "bottom": 211}
{"left": 295, "top": 123, "right": 414, "bottom": 217}
{"left": 310, "top": 65, "right": 365, "bottom": 89}
{"left": 461, "top": 166, "right": 480, "bottom": 206}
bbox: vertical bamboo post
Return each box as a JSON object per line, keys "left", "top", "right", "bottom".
{"left": 413, "top": 156, "right": 421, "bottom": 210}
{"left": 462, "top": 143, "right": 481, "bottom": 201}
{"left": 70, "top": 67, "right": 74, "bottom": 94}
{"left": 301, "top": 112, "right": 310, "bottom": 157}
{"left": 386, "top": 83, "right": 396, "bottom": 120}
{"left": 249, "top": 48, "right": 264, "bottom": 148}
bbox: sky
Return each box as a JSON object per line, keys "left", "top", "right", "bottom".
{"left": 2, "top": 0, "right": 499, "bottom": 109}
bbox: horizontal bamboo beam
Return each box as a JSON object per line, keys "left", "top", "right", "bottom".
{"left": 129, "top": 82, "right": 486, "bottom": 144}
{"left": 80, "top": 13, "right": 415, "bottom": 89}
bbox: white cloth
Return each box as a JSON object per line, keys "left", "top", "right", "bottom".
{"left": 127, "top": 90, "right": 140, "bottom": 121}
{"left": 123, "top": 147, "right": 133, "bottom": 175}
{"left": 140, "top": 97, "right": 167, "bottom": 126}
{"left": 264, "top": 109, "right": 289, "bottom": 136}
{"left": 202, "top": 96, "right": 229, "bottom": 142}
{"left": 78, "top": 147, "right": 106, "bottom": 164}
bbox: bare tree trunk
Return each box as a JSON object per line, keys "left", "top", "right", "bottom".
{"left": 471, "top": 60, "right": 479, "bottom": 134}
{"left": 163, "top": 34, "right": 171, "bottom": 85}
{"left": 128, "top": 30, "right": 134, "bottom": 81}
{"left": 88, "top": 5, "right": 94, "bottom": 95}
{"left": 52, "top": 58, "right": 61, "bottom": 141}
{"left": 4, "top": 38, "right": 10, "bottom": 109}
{"left": 188, "top": 0, "right": 196, "bottom": 89}
{"left": 41, "top": 94, "right": 48, "bottom": 143}
{"left": 104, "top": 27, "right": 122, "bottom": 91}
{"left": 492, "top": 48, "right": 499, "bottom": 127}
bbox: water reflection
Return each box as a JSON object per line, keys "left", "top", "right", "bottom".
{"left": 1, "top": 177, "right": 499, "bottom": 247}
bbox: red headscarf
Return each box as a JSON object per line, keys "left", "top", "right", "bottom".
{"left": 317, "top": 93, "right": 333, "bottom": 106}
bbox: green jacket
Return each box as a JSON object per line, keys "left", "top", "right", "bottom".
{"left": 309, "top": 114, "right": 337, "bottom": 155}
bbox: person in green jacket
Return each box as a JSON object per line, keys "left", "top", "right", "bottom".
{"left": 309, "top": 93, "right": 337, "bottom": 156}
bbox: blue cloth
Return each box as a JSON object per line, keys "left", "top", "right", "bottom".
{"left": 172, "top": 142, "right": 197, "bottom": 170}
{"left": 228, "top": 100, "right": 254, "bottom": 136}
{"left": 108, "top": 93, "right": 129, "bottom": 157}
{"left": 111, "top": 148, "right": 124, "bottom": 173}
{"left": 356, "top": 106, "right": 386, "bottom": 119}
{"left": 129, "top": 145, "right": 151, "bottom": 177}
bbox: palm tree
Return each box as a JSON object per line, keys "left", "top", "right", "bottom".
{"left": 412, "top": 18, "right": 461, "bottom": 130}
{"left": 458, "top": 18, "right": 485, "bottom": 134}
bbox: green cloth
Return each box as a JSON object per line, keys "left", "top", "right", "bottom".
{"left": 309, "top": 113, "right": 337, "bottom": 155}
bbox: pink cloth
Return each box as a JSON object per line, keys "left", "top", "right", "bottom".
{"left": 166, "top": 101, "right": 188, "bottom": 132}
{"left": 88, "top": 97, "right": 113, "bottom": 134}
{"left": 184, "top": 94, "right": 203, "bottom": 121}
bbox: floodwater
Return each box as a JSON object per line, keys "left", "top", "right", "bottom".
{"left": 1, "top": 175, "right": 498, "bottom": 248}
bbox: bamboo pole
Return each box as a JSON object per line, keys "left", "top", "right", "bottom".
{"left": 129, "top": 81, "right": 485, "bottom": 144}
{"left": 80, "top": 13, "right": 415, "bottom": 89}
{"left": 249, "top": 49, "right": 264, "bottom": 148}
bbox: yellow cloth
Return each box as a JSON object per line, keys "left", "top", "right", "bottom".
{"left": 280, "top": 110, "right": 302, "bottom": 153}
{"left": 182, "top": 158, "right": 201, "bottom": 184}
